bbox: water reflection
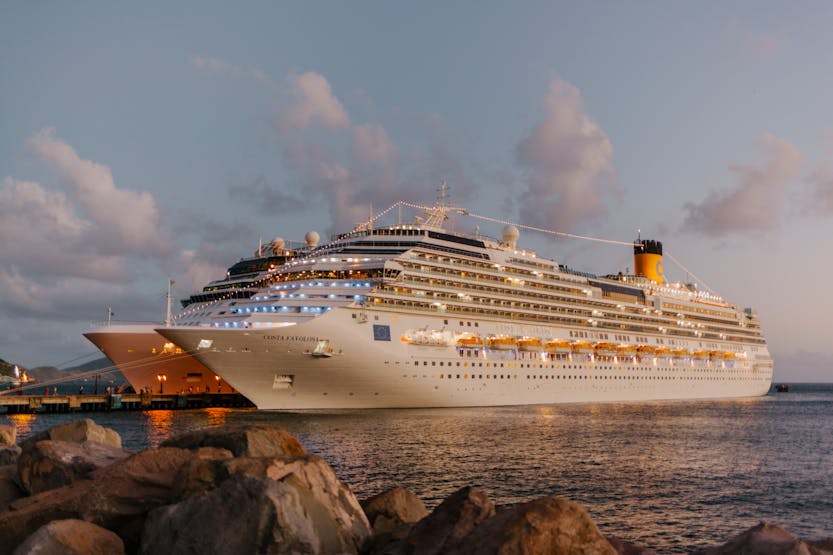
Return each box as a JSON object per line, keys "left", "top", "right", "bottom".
{"left": 1, "top": 387, "right": 832, "bottom": 553}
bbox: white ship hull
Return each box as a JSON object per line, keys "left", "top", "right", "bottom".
{"left": 158, "top": 307, "right": 773, "bottom": 410}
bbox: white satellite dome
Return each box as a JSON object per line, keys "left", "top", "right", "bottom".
{"left": 305, "top": 230, "right": 320, "bottom": 249}
{"left": 501, "top": 225, "right": 520, "bottom": 248}
{"left": 270, "top": 237, "right": 285, "bottom": 254}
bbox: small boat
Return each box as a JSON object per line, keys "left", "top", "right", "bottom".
{"left": 672, "top": 348, "right": 690, "bottom": 359}
{"left": 616, "top": 344, "right": 637, "bottom": 356}
{"left": 487, "top": 335, "right": 518, "bottom": 350}
{"left": 517, "top": 337, "right": 543, "bottom": 352}
{"left": 570, "top": 341, "right": 594, "bottom": 354}
{"left": 545, "top": 339, "right": 571, "bottom": 353}
{"left": 456, "top": 334, "right": 484, "bottom": 348}
{"left": 402, "top": 328, "right": 452, "bottom": 347}
{"left": 594, "top": 342, "right": 618, "bottom": 356}
{"left": 775, "top": 383, "right": 789, "bottom": 392}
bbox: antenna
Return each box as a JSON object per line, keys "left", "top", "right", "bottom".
{"left": 165, "top": 278, "right": 175, "bottom": 327}
{"left": 107, "top": 305, "right": 112, "bottom": 326}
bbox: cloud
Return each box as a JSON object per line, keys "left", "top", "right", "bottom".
{"left": 278, "top": 72, "right": 350, "bottom": 132}
{"left": 27, "top": 128, "right": 171, "bottom": 257}
{"left": 514, "top": 78, "right": 617, "bottom": 232}
{"left": 227, "top": 175, "right": 306, "bottom": 215}
{"left": 191, "top": 56, "right": 278, "bottom": 88}
{"left": 0, "top": 267, "right": 153, "bottom": 322}
{"left": 681, "top": 133, "right": 803, "bottom": 236}
{"left": 730, "top": 27, "right": 785, "bottom": 65}
{"left": 801, "top": 167, "right": 833, "bottom": 216}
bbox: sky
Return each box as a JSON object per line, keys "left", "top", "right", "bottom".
{"left": 1, "top": 2, "right": 832, "bottom": 381}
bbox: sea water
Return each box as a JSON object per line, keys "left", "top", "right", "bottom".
{"left": 4, "top": 384, "right": 832, "bottom": 552}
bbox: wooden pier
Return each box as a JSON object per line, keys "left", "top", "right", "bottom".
{"left": 0, "top": 392, "right": 254, "bottom": 414}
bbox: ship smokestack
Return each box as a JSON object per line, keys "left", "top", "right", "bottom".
{"left": 634, "top": 239, "right": 665, "bottom": 284}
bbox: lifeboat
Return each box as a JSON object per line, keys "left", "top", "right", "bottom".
{"left": 517, "top": 337, "right": 543, "bottom": 352}
{"left": 570, "top": 341, "right": 594, "bottom": 354}
{"left": 655, "top": 347, "right": 671, "bottom": 357}
{"left": 487, "top": 335, "right": 518, "bottom": 350}
{"left": 616, "top": 344, "right": 637, "bottom": 356}
{"left": 708, "top": 350, "right": 723, "bottom": 361}
{"left": 545, "top": 339, "right": 571, "bottom": 353}
{"left": 692, "top": 350, "right": 709, "bottom": 359}
{"left": 456, "top": 334, "right": 484, "bottom": 348}
{"left": 723, "top": 352, "right": 735, "bottom": 360}
{"left": 672, "top": 348, "right": 690, "bottom": 358}
{"left": 594, "top": 342, "right": 618, "bottom": 356}
{"left": 402, "top": 328, "right": 452, "bottom": 347}
{"left": 636, "top": 345, "right": 656, "bottom": 354}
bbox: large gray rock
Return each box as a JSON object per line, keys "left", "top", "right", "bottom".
{"left": 142, "top": 474, "right": 369, "bottom": 555}
{"left": 694, "top": 521, "right": 832, "bottom": 555}
{"left": 171, "top": 447, "right": 235, "bottom": 499}
{"left": 12, "top": 518, "right": 125, "bottom": 555}
{"left": 607, "top": 536, "right": 657, "bottom": 555}
{"left": 169, "top": 447, "right": 373, "bottom": 549}
{"left": 450, "top": 497, "right": 616, "bottom": 555}
{"left": 361, "top": 486, "right": 429, "bottom": 535}
{"left": 0, "top": 425, "right": 16, "bottom": 447}
{"left": 0, "top": 446, "right": 20, "bottom": 467}
{"left": 403, "top": 486, "right": 496, "bottom": 555}
{"left": 17, "top": 439, "right": 131, "bottom": 494}
{"left": 23, "top": 418, "right": 121, "bottom": 449}
{"left": 0, "top": 465, "right": 24, "bottom": 511}
{"left": 161, "top": 425, "right": 307, "bottom": 458}
{"left": 0, "top": 447, "right": 210, "bottom": 555}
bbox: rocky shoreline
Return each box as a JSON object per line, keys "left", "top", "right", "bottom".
{"left": 0, "top": 419, "right": 829, "bottom": 554}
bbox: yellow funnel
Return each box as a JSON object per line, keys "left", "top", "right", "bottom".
{"left": 634, "top": 239, "right": 665, "bottom": 284}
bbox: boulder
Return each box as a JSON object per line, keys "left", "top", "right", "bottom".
{"left": 607, "top": 536, "right": 658, "bottom": 555}
{"left": 12, "top": 518, "right": 125, "bottom": 555}
{"left": 694, "top": 521, "right": 830, "bottom": 555}
{"left": 0, "top": 446, "right": 204, "bottom": 555}
{"left": 142, "top": 474, "right": 369, "bottom": 555}
{"left": 0, "top": 446, "right": 20, "bottom": 467}
{"left": 161, "top": 425, "right": 306, "bottom": 458}
{"left": 403, "top": 486, "right": 495, "bottom": 555}
{"left": 0, "top": 425, "right": 15, "bottom": 447}
{"left": 0, "top": 465, "right": 24, "bottom": 511}
{"left": 170, "top": 447, "right": 235, "bottom": 499}
{"left": 361, "top": 486, "right": 429, "bottom": 535}
{"left": 22, "top": 418, "right": 121, "bottom": 449}
{"left": 450, "top": 497, "right": 616, "bottom": 555}
{"left": 17, "top": 439, "right": 132, "bottom": 494}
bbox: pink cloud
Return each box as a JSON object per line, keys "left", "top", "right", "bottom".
{"left": 802, "top": 167, "right": 833, "bottom": 216}
{"left": 515, "top": 78, "right": 617, "bottom": 232}
{"left": 278, "top": 72, "right": 350, "bottom": 132}
{"left": 27, "top": 128, "right": 170, "bottom": 257}
{"left": 682, "top": 133, "right": 803, "bottom": 236}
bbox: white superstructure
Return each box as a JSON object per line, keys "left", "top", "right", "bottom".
{"left": 157, "top": 198, "right": 773, "bottom": 409}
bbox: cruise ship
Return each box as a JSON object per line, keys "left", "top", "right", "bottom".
{"left": 84, "top": 236, "right": 312, "bottom": 394}
{"left": 157, "top": 196, "right": 773, "bottom": 409}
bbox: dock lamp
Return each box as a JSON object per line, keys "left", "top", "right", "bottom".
{"left": 157, "top": 374, "right": 167, "bottom": 394}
